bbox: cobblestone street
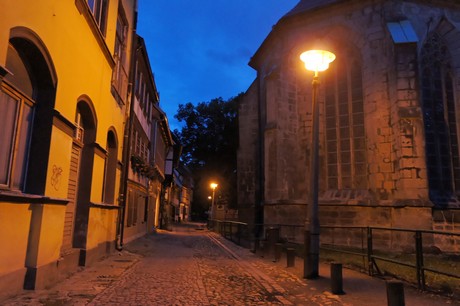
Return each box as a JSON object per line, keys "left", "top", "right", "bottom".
{"left": 88, "top": 225, "right": 290, "bottom": 305}
{"left": 2, "top": 222, "right": 459, "bottom": 305}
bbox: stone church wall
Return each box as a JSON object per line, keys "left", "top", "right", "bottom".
{"left": 239, "top": 0, "right": 460, "bottom": 252}
{"left": 237, "top": 80, "right": 260, "bottom": 229}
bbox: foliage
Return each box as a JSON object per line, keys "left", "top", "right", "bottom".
{"left": 173, "top": 95, "right": 242, "bottom": 218}
{"left": 130, "top": 155, "right": 159, "bottom": 179}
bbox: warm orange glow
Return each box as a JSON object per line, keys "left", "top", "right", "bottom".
{"left": 300, "top": 50, "right": 336, "bottom": 73}
{"left": 208, "top": 196, "right": 212, "bottom": 200}
{"left": 210, "top": 183, "right": 218, "bottom": 190}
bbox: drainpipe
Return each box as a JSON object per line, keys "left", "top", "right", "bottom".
{"left": 117, "top": 0, "right": 138, "bottom": 251}
{"left": 256, "top": 71, "right": 265, "bottom": 240}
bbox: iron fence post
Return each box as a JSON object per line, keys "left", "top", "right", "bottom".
{"left": 230, "top": 222, "right": 233, "bottom": 241}
{"left": 367, "top": 227, "right": 373, "bottom": 276}
{"left": 415, "top": 231, "right": 425, "bottom": 290}
{"left": 237, "top": 223, "right": 241, "bottom": 245}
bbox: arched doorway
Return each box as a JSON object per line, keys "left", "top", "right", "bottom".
{"left": 73, "top": 99, "right": 97, "bottom": 253}
{"left": 103, "top": 129, "right": 118, "bottom": 204}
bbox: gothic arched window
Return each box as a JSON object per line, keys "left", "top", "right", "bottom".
{"left": 324, "top": 53, "right": 366, "bottom": 190}
{"left": 421, "top": 33, "right": 460, "bottom": 205}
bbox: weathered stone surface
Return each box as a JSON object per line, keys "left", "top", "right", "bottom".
{"left": 238, "top": 0, "right": 460, "bottom": 250}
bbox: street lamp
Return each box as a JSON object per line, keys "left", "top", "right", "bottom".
{"left": 300, "top": 49, "right": 336, "bottom": 279}
{"left": 210, "top": 183, "right": 218, "bottom": 220}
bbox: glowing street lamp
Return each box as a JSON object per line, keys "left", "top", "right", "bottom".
{"left": 300, "top": 50, "right": 336, "bottom": 76}
{"left": 210, "top": 183, "right": 218, "bottom": 220}
{"left": 300, "top": 49, "right": 335, "bottom": 279}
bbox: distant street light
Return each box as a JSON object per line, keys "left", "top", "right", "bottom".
{"left": 210, "top": 183, "right": 218, "bottom": 220}
{"left": 300, "top": 49, "right": 336, "bottom": 279}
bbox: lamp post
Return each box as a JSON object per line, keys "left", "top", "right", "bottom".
{"left": 300, "top": 49, "right": 336, "bottom": 279}
{"left": 210, "top": 183, "right": 218, "bottom": 221}
{"left": 207, "top": 195, "right": 212, "bottom": 214}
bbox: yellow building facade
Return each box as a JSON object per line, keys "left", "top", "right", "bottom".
{"left": 0, "top": 0, "right": 136, "bottom": 298}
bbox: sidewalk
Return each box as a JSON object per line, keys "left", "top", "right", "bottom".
{"left": 2, "top": 222, "right": 459, "bottom": 305}
{"left": 208, "top": 226, "right": 460, "bottom": 306}
{"left": 1, "top": 245, "right": 143, "bottom": 305}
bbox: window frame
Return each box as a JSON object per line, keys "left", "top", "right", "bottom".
{"left": 0, "top": 82, "right": 35, "bottom": 191}
{"left": 324, "top": 55, "right": 367, "bottom": 190}
{"left": 420, "top": 33, "right": 460, "bottom": 203}
{"left": 87, "top": 0, "right": 109, "bottom": 36}
{"left": 111, "top": 6, "right": 129, "bottom": 104}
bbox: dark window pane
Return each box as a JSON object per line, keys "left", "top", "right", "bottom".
{"left": 354, "top": 125, "right": 365, "bottom": 137}
{"left": 355, "top": 163, "right": 367, "bottom": 176}
{"left": 0, "top": 91, "right": 17, "bottom": 185}
{"left": 13, "top": 103, "right": 33, "bottom": 190}
{"left": 325, "top": 104, "right": 335, "bottom": 116}
{"left": 355, "top": 151, "right": 366, "bottom": 164}
{"left": 327, "top": 140, "right": 337, "bottom": 151}
{"left": 340, "top": 139, "right": 350, "bottom": 151}
{"left": 328, "top": 164, "right": 338, "bottom": 176}
{"left": 354, "top": 138, "right": 365, "bottom": 150}
{"left": 342, "top": 177, "right": 352, "bottom": 188}
{"left": 339, "top": 103, "right": 348, "bottom": 114}
{"left": 326, "top": 128, "right": 337, "bottom": 139}
{"left": 340, "top": 127, "right": 349, "bottom": 138}
{"left": 355, "top": 175, "right": 367, "bottom": 189}
{"left": 328, "top": 153, "right": 338, "bottom": 164}
{"left": 341, "top": 152, "right": 351, "bottom": 164}
{"left": 88, "top": 0, "right": 95, "bottom": 12}
{"left": 328, "top": 177, "right": 338, "bottom": 189}
{"left": 421, "top": 33, "right": 456, "bottom": 201}
{"left": 339, "top": 115, "right": 349, "bottom": 126}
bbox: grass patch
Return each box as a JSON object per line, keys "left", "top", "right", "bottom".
{"left": 319, "top": 245, "right": 460, "bottom": 298}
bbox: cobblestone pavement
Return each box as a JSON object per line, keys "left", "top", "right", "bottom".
{"left": 88, "top": 225, "right": 299, "bottom": 306}
{"left": 2, "top": 222, "right": 459, "bottom": 305}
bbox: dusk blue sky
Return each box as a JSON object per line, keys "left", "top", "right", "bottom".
{"left": 137, "top": 0, "right": 299, "bottom": 130}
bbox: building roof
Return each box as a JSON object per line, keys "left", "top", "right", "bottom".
{"left": 249, "top": 0, "right": 345, "bottom": 69}
{"left": 281, "top": 0, "right": 341, "bottom": 19}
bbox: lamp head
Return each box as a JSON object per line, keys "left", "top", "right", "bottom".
{"left": 300, "top": 50, "right": 336, "bottom": 73}
{"left": 210, "top": 183, "right": 218, "bottom": 190}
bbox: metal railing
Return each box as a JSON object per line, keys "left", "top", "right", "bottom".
{"left": 208, "top": 219, "right": 249, "bottom": 246}
{"left": 313, "top": 225, "right": 460, "bottom": 291}
{"left": 211, "top": 221, "right": 460, "bottom": 292}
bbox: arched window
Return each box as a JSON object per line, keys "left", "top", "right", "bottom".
{"left": 324, "top": 53, "right": 366, "bottom": 190}
{"left": 421, "top": 33, "right": 460, "bottom": 206}
{"left": 1, "top": 35, "right": 56, "bottom": 193}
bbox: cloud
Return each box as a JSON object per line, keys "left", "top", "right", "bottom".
{"left": 205, "top": 47, "right": 252, "bottom": 66}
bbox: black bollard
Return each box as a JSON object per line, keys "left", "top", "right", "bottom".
{"left": 266, "top": 227, "right": 280, "bottom": 257}
{"left": 274, "top": 243, "right": 283, "bottom": 262}
{"left": 330, "top": 262, "right": 345, "bottom": 294}
{"left": 286, "top": 248, "right": 296, "bottom": 267}
{"left": 386, "top": 280, "right": 405, "bottom": 306}
{"left": 258, "top": 239, "right": 268, "bottom": 258}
